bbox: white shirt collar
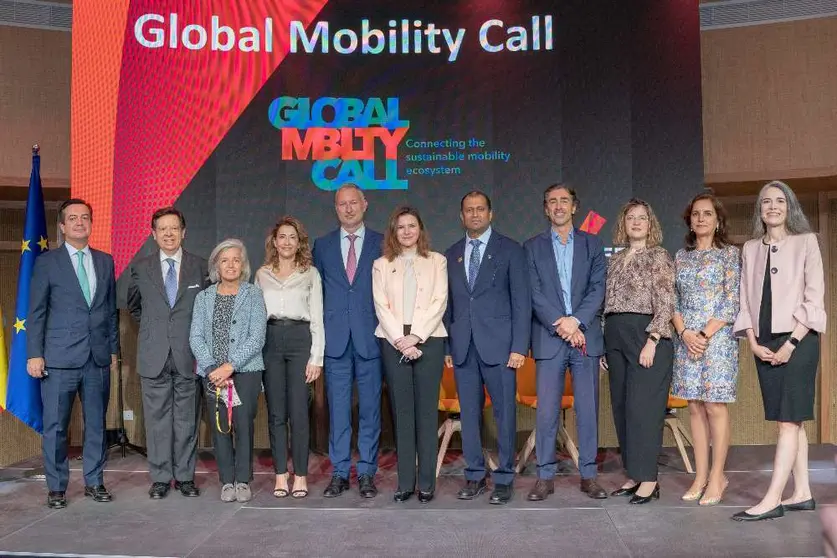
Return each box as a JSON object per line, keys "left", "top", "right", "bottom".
{"left": 160, "top": 247, "right": 183, "bottom": 264}
{"left": 465, "top": 226, "right": 492, "bottom": 246}
{"left": 65, "top": 242, "right": 91, "bottom": 257}
{"left": 341, "top": 224, "right": 366, "bottom": 241}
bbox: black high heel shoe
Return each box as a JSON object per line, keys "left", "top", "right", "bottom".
{"left": 629, "top": 484, "right": 660, "bottom": 505}
{"left": 611, "top": 484, "right": 640, "bottom": 497}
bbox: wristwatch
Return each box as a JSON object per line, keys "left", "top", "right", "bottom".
{"left": 698, "top": 330, "right": 708, "bottom": 339}
{"left": 789, "top": 336, "right": 800, "bottom": 347}
{"left": 648, "top": 334, "right": 660, "bottom": 345}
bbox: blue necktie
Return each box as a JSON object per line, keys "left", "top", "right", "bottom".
{"left": 468, "top": 239, "right": 481, "bottom": 291}
{"left": 165, "top": 258, "right": 177, "bottom": 307}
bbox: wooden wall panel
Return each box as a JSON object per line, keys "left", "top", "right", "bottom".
{"left": 0, "top": 27, "right": 71, "bottom": 186}
{"left": 702, "top": 18, "right": 837, "bottom": 181}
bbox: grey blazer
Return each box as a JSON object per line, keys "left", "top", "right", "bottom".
{"left": 189, "top": 282, "right": 267, "bottom": 376}
{"left": 127, "top": 250, "right": 209, "bottom": 378}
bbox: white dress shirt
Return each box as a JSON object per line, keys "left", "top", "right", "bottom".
{"left": 340, "top": 224, "right": 366, "bottom": 269}
{"left": 160, "top": 247, "right": 183, "bottom": 285}
{"left": 65, "top": 242, "right": 97, "bottom": 301}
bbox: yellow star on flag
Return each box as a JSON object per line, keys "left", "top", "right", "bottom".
{"left": 21, "top": 239, "right": 31, "bottom": 253}
{"left": 37, "top": 236, "right": 49, "bottom": 251}
{"left": 13, "top": 317, "right": 25, "bottom": 333}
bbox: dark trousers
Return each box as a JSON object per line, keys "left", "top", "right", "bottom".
{"left": 41, "top": 355, "right": 111, "bottom": 492}
{"left": 380, "top": 332, "right": 445, "bottom": 493}
{"left": 605, "top": 313, "right": 673, "bottom": 482}
{"left": 207, "top": 371, "right": 262, "bottom": 485}
{"left": 535, "top": 344, "right": 600, "bottom": 480}
{"left": 140, "top": 352, "right": 201, "bottom": 484}
{"left": 454, "top": 339, "right": 517, "bottom": 485}
{"left": 263, "top": 320, "right": 312, "bottom": 476}
{"left": 324, "top": 336, "right": 382, "bottom": 479}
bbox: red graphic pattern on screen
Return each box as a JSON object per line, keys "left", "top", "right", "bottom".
{"left": 579, "top": 211, "right": 606, "bottom": 235}
{"left": 107, "top": 0, "right": 328, "bottom": 275}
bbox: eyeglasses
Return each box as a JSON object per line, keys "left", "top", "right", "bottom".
{"left": 625, "top": 215, "right": 649, "bottom": 222}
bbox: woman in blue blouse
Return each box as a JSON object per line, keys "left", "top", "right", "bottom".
{"left": 190, "top": 238, "right": 267, "bottom": 503}
{"left": 671, "top": 194, "right": 740, "bottom": 506}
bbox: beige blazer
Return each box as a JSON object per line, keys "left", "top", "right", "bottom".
{"left": 372, "top": 251, "right": 448, "bottom": 344}
{"left": 733, "top": 233, "right": 826, "bottom": 338}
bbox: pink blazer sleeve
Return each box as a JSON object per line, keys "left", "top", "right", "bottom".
{"left": 732, "top": 241, "right": 754, "bottom": 337}
{"left": 794, "top": 234, "right": 827, "bottom": 333}
{"left": 410, "top": 252, "right": 448, "bottom": 342}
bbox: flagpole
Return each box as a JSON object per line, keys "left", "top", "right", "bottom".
{"left": 22, "top": 143, "right": 46, "bottom": 482}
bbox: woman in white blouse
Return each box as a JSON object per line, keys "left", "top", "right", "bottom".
{"left": 373, "top": 206, "right": 448, "bottom": 503}
{"left": 255, "top": 216, "right": 324, "bottom": 499}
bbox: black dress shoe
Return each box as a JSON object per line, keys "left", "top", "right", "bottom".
{"left": 732, "top": 505, "right": 784, "bottom": 521}
{"left": 489, "top": 483, "right": 513, "bottom": 505}
{"left": 611, "top": 484, "right": 640, "bottom": 497}
{"left": 457, "top": 478, "right": 488, "bottom": 500}
{"left": 175, "top": 480, "right": 200, "bottom": 497}
{"left": 580, "top": 479, "right": 608, "bottom": 500}
{"left": 358, "top": 475, "right": 378, "bottom": 499}
{"left": 782, "top": 498, "right": 816, "bottom": 512}
{"left": 47, "top": 491, "right": 67, "bottom": 509}
{"left": 323, "top": 475, "right": 350, "bottom": 498}
{"left": 84, "top": 485, "right": 113, "bottom": 502}
{"left": 149, "top": 482, "right": 170, "bottom": 499}
{"left": 418, "top": 490, "right": 434, "bottom": 503}
{"left": 527, "top": 479, "right": 555, "bottom": 502}
{"left": 393, "top": 490, "right": 414, "bottom": 502}
{"left": 629, "top": 484, "right": 660, "bottom": 505}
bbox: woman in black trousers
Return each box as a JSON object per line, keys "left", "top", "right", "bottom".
{"left": 373, "top": 206, "right": 448, "bottom": 503}
{"left": 604, "top": 199, "right": 676, "bottom": 504}
{"left": 255, "top": 217, "right": 324, "bottom": 499}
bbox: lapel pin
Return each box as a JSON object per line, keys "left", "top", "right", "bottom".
{"left": 457, "top": 257, "right": 463, "bottom": 263}
{"left": 487, "top": 254, "right": 493, "bottom": 260}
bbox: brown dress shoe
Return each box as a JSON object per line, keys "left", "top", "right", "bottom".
{"left": 580, "top": 478, "right": 608, "bottom": 499}
{"left": 527, "top": 479, "right": 555, "bottom": 501}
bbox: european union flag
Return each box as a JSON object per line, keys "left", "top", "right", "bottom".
{"left": 5, "top": 147, "right": 49, "bottom": 433}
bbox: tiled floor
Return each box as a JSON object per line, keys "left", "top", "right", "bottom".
{"left": 0, "top": 445, "right": 832, "bottom": 557}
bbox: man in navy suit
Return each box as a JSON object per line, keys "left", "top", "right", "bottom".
{"left": 444, "top": 191, "right": 531, "bottom": 505}
{"left": 313, "top": 183, "right": 383, "bottom": 498}
{"left": 27, "top": 199, "right": 119, "bottom": 509}
{"left": 524, "top": 184, "right": 608, "bottom": 501}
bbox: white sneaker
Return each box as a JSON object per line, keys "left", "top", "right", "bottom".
{"left": 235, "top": 482, "right": 252, "bottom": 503}
{"left": 220, "top": 483, "right": 236, "bottom": 502}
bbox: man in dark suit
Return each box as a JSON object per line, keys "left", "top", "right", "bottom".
{"left": 27, "top": 199, "right": 119, "bottom": 509}
{"left": 127, "top": 207, "right": 208, "bottom": 499}
{"left": 524, "top": 184, "right": 608, "bottom": 501}
{"left": 313, "top": 183, "right": 383, "bottom": 498}
{"left": 444, "top": 191, "right": 531, "bottom": 505}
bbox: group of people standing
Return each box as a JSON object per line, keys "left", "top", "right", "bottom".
{"left": 26, "top": 180, "right": 825, "bottom": 523}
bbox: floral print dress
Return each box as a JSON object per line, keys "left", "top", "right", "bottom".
{"left": 671, "top": 245, "right": 740, "bottom": 402}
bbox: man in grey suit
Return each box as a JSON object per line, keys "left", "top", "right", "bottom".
{"left": 127, "top": 207, "right": 208, "bottom": 499}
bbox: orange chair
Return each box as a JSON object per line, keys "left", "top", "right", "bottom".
{"left": 515, "top": 358, "right": 579, "bottom": 473}
{"left": 665, "top": 395, "right": 694, "bottom": 473}
{"left": 436, "top": 364, "right": 498, "bottom": 478}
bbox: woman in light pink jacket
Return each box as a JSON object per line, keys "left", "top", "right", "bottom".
{"left": 731, "top": 180, "right": 826, "bottom": 522}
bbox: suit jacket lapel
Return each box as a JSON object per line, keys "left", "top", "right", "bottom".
{"left": 149, "top": 254, "right": 168, "bottom": 301}
{"left": 172, "top": 252, "right": 193, "bottom": 307}
{"left": 90, "top": 250, "right": 108, "bottom": 307}
{"left": 233, "top": 282, "right": 249, "bottom": 316}
{"left": 471, "top": 233, "right": 498, "bottom": 296}
{"left": 450, "top": 239, "right": 468, "bottom": 291}
{"left": 59, "top": 245, "right": 88, "bottom": 305}
{"left": 540, "top": 231, "right": 567, "bottom": 311}
{"left": 570, "top": 230, "right": 586, "bottom": 309}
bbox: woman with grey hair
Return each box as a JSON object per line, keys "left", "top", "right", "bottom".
{"left": 731, "top": 181, "right": 826, "bottom": 522}
{"left": 190, "top": 238, "right": 267, "bottom": 503}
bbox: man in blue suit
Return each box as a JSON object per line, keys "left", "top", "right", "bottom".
{"left": 313, "top": 183, "right": 383, "bottom": 498}
{"left": 444, "top": 191, "right": 531, "bottom": 505}
{"left": 27, "top": 199, "right": 119, "bottom": 509}
{"left": 524, "top": 184, "right": 608, "bottom": 501}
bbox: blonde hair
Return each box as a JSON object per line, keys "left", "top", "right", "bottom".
{"left": 612, "top": 198, "right": 663, "bottom": 247}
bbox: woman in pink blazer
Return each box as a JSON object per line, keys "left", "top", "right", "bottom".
{"left": 731, "top": 180, "right": 826, "bottom": 522}
{"left": 373, "top": 206, "right": 448, "bottom": 503}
